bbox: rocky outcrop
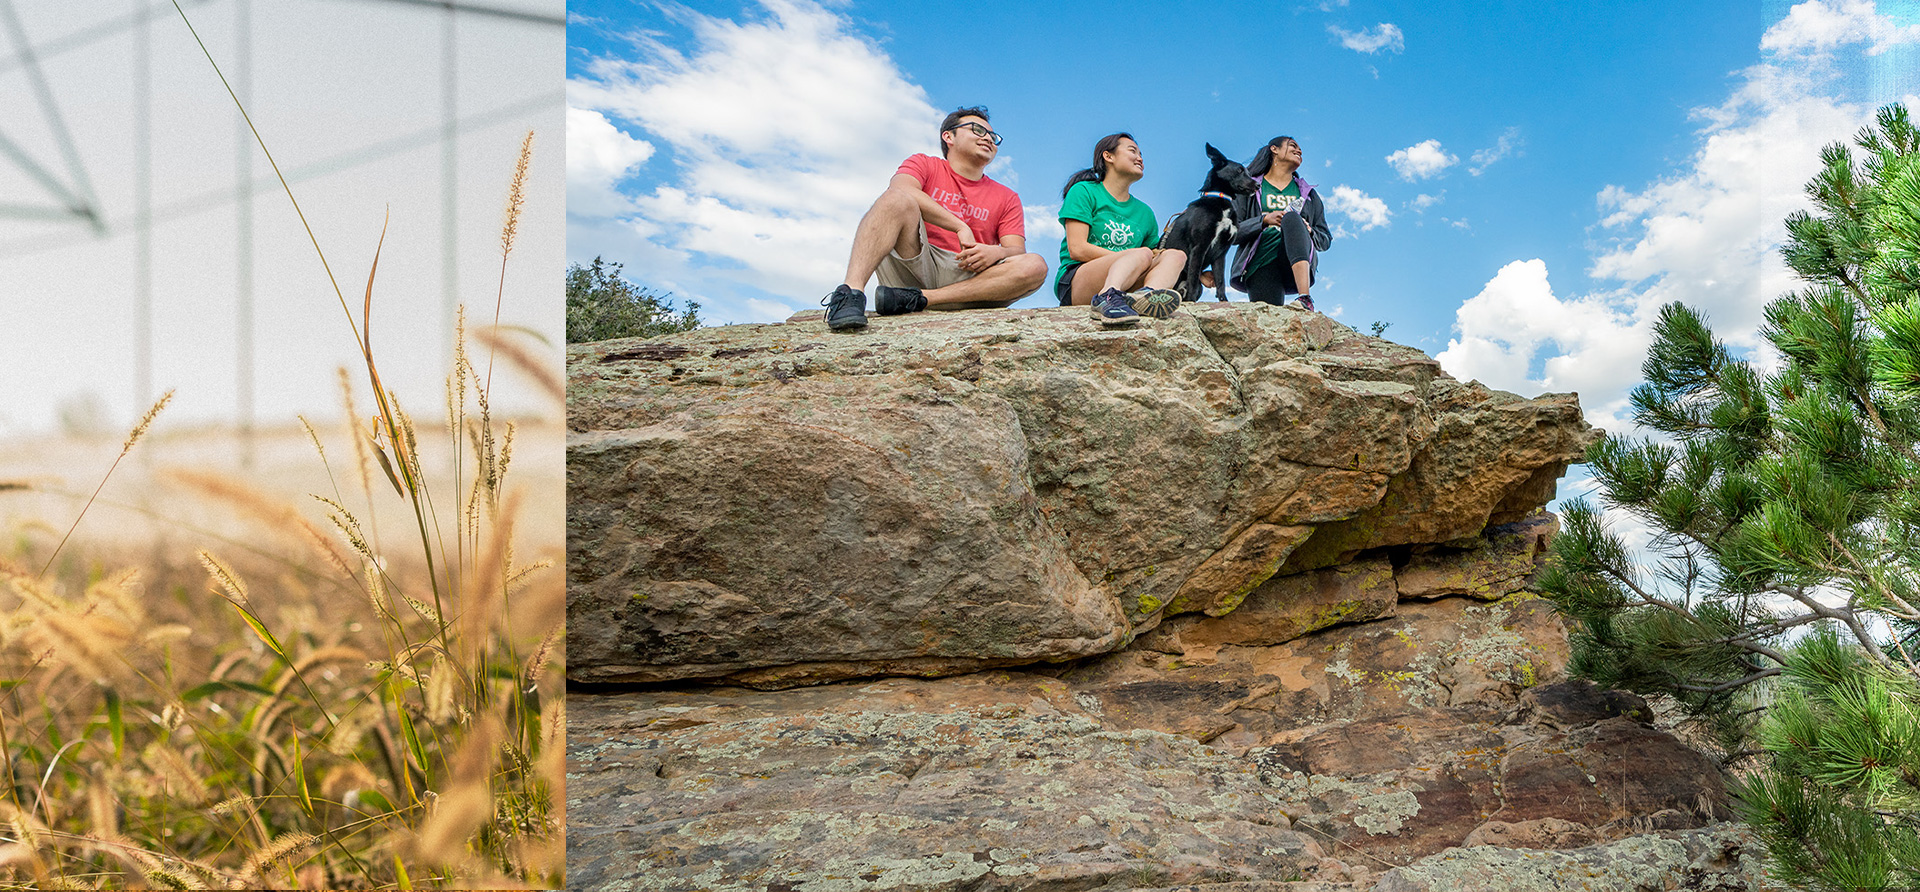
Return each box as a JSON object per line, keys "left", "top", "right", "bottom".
{"left": 565, "top": 306, "right": 1760, "bottom": 890}
{"left": 567, "top": 304, "right": 1594, "bottom": 685}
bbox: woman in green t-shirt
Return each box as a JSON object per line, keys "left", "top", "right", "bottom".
{"left": 1055, "top": 133, "right": 1187, "bottom": 323}
{"left": 1228, "top": 135, "right": 1332, "bottom": 310}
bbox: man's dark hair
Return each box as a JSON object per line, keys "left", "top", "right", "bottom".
{"left": 939, "top": 106, "right": 990, "bottom": 157}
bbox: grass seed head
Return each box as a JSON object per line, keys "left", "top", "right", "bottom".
{"left": 122, "top": 389, "right": 176, "bottom": 455}
{"left": 499, "top": 129, "right": 533, "bottom": 256}
{"left": 195, "top": 550, "right": 249, "bottom": 609}
{"left": 241, "top": 832, "right": 317, "bottom": 875}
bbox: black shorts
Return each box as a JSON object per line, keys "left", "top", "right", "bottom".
{"left": 1054, "top": 263, "right": 1080, "bottom": 305}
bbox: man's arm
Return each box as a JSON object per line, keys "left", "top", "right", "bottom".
{"left": 889, "top": 174, "right": 976, "bottom": 246}
{"left": 956, "top": 234, "right": 1025, "bottom": 273}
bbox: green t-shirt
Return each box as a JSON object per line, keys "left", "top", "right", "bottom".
{"left": 1261, "top": 178, "right": 1303, "bottom": 214}
{"left": 1249, "top": 178, "right": 1305, "bottom": 273}
{"left": 1056, "top": 179, "right": 1160, "bottom": 287}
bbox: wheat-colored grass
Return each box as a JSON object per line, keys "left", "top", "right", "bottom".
{"left": 0, "top": 11, "right": 561, "bottom": 882}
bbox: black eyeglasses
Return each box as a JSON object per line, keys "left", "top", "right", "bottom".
{"left": 946, "top": 122, "right": 1003, "bottom": 146}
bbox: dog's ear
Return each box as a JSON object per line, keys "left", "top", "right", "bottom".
{"left": 1205, "top": 142, "right": 1226, "bottom": 161}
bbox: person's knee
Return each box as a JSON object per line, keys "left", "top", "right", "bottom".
{"left": 1159, "top": 248, "right": 1186, "bottom": 267}
{"left": 1011, "top": 253, "right": 1047, "bottom": 287}
{"left": 874, "top": 186, "right": 920, "bottom": 218}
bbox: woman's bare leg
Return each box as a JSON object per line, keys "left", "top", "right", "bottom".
{"left": 1145, "top": 249, "right": 1187, "bottom": 290}
{"left": 1068, "top": 248, "right": 1153, "bottom": 304}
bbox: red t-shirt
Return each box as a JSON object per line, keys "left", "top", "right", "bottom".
{"left": 894, "top": 154, "right": 1025, "bottom": 254}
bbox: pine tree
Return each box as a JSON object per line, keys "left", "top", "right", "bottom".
{"left": 1540, "top": 103, "right": 1920, "bottom": 890}
{"left": 566, "top": 256, "right": 701, "bottom": 343}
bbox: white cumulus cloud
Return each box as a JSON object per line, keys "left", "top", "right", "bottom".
{"left": 567, "top": 0, "right": 946, "bottom": 320}
{"left": 1325, "top": 185, "right": 1391, "bottom": 232}
{"left": 1385, "top": 139, "right": 1457, "bottom": 180}
{"left": 1761, "top": 0, "right": 1920, "bottom": 55}
{"left": 1329, "top": 23, "right": 1405, "bottom": 54}
{"left": 1437, "top": 35, "right": 1885, "bottom": 432}
{"left": 1436, "top": 260, "right": 1650, "bottom": 427}
{"left": 1024, "top": 203, "right": 1065, "bottom": 243}
{"left": 566, "top": 106, "right": 655, "bottom": 218}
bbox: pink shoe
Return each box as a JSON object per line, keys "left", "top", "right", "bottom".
{"left": 1293, "top": 294, "right": 1315, "bottom": 312}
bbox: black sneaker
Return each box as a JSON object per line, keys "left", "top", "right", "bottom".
{"left": 823, "top": 284, "right": 867, "bottom": 330}
{"left": 874, "top": 285, "right": 928, "bottom": 315}
{"left": 1090, "top": 287, "right": 1139, "bottom": 326}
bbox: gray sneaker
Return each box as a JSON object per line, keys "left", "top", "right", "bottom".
{"left": 823, "top": 284, "right": 868, "bottom": 330}
{"left": 1136, "top": 288, "right": 1181, "bottom": 319}
{"left": 1090, "top": 287, "right": 1139, "bottom": 326}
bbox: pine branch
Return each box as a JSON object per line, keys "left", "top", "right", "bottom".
{"left": 1676, "top": 668, "right": 1782, "bottom": 694}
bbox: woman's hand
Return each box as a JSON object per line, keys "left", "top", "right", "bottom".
{"left": 1262, "top": 210, "right": 1287, "bottom": 227}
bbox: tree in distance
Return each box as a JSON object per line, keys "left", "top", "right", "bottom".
{"left": 1540, "top": 104, "right": 1920, "bottom": 891}
{"left": 566, "top": 256, "right": 701, "bottom": 343}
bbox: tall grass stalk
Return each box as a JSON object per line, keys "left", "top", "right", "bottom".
{"left": 37, "top": 390, "right": 173, "bottom": 578}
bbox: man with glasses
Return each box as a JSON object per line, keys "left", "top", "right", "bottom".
{"left": 822, "top": 106, "right": 1048, "bottom": 330}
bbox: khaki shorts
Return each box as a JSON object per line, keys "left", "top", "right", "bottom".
{"left": 876, "top": 219, "right": 976, "bottom": 290}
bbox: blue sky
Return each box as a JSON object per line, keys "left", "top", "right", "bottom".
{"left": 565, "top": 0, "right": 1919, "bottom": 440}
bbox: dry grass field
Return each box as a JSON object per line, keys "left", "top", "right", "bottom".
{"left": 0, "top": 397, "right": 565, "bottom": 889}
{"left": 0, "top": 84, "right": 563, "bottom": 882}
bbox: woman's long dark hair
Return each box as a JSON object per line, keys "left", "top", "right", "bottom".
{"left": 1060, "top": 132, "right": 1134, "bottom": 198}
{"left": 1246, "top": 135, "right": 1295, "bottom": 179}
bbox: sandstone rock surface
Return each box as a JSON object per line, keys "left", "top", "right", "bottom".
{"left": 568, "top": 305, "right": 1594, "bottom": 685}
{"left": 565, "top": 308, "right": 1761, "bottom": 890}
{"left": 570, "top": 668, "right": 1740, "bottom": 891}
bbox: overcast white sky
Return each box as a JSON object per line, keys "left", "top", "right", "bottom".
{"left": 0, "top": 0, "right": 564, "bottom": 440}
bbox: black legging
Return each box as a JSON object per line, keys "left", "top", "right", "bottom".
{"left": 1246, "top": 210, "right": 1314, "bottom": 305}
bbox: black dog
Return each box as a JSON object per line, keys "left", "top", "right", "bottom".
{"left": 1159, "top": 143, "right": 1260, "bottom": 302}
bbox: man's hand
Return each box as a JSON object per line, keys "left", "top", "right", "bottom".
{"left": 956, "top": 242, "right": 1004, "bottom": 273}
{"left": 953, "top": 224, "right": 978, "bottom": 250}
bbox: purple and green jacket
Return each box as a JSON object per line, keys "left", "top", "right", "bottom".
{"left": 1227, "top": 173, "right": 1332, "bottom": 293}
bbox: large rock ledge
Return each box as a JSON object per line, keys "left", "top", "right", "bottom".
{"left": 567, "top": 304, "right": 1597, "bottom": 686}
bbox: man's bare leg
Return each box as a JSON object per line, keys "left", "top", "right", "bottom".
{"left": 842, "top": 187, "right": 923, "bottom": 290}
{"left": 924, "top": 253, "right": 1048, "bottom": 309}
